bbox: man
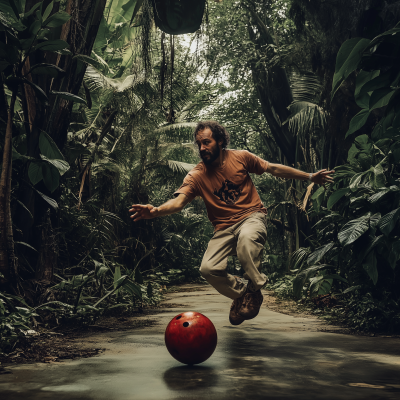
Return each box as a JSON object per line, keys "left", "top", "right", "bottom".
{"left": 129, "top": 121, "right": 334, "bottom": 325}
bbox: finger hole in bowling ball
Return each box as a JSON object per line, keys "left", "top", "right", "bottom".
{"left": 176, "top": 316, "right": 182, "bottom": 320}
{"left": 183, "top": 322, "right": 189, "bottom": 327}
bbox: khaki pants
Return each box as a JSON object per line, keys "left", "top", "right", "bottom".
{"left": 200, "top": 212, "right": 268, "bottom": 300}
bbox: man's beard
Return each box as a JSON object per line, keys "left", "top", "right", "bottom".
{"left": 200, "top": 145, "right": 220, "bottom": 165}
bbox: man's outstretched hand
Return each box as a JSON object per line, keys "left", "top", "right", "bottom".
{"left": 311, "top": 169, "right": 335, "bottom": 187}
{"left": 129, "top": 204, "right": 159, "bottom": 221}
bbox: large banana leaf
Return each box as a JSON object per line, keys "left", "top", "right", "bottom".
{"left": 387, "top": 240, "right": 400, "bottom": 270}
{"left": 378, "top": 207, "right": 400, "bottom": 236}
{"left": 327, "top": 188, "right": 350, "bottom": 210}
{"left": 369, "top": 186, "right": 400, "bottom": 203}
{"left": 338, "top": 213, "right": 371, "bottom": 246}
{"left": 39, "top": 132, "right": 64, "bottom": 160}
{"left": 293, "top": 264, "right": 330, "bottom": 298}
{"left": 309, "top": 274, "right": 332, "bottom": 297}
{"left": 354, "top": 70, "right": 380, "bottom": 108}
{"left": 307, "top": 242, "right": 335, "bottom": 266}
{"left": 362, "top": 250, "right": 378, "bottom": 285}
{"left": 331, "top": 38, "right": 371, "bottom": 100}
{"left": 357, "top": 234, "right": 384, "bottom": 265}
{"left": 345, "top": 109, "right": 370, "bottom": 138}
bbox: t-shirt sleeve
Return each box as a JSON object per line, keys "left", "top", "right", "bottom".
{"left": 173, "top": 172, "right": 199, "bottom": 201}
{"left": 241, "top": 150, "right": 269, "bottom": 175}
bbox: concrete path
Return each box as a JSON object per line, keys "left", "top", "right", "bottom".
{"left": 1, "top": 286, "right": 400, "bottom": 400}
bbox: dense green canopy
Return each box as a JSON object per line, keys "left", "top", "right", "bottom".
{"left": 0, "top": 0, "right": 400, "bottom": 349}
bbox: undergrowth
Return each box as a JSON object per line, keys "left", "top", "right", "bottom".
{"left": 0, "top": 266, "right": 189, "bottom": 354}
{"left": 266, "top": 275, "right": 400, "bottom": 334}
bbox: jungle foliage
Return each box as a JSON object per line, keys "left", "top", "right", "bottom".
{"left": 292, "top": 21, "right": 400, "bottom": 332}
{"left": 0, "top": 0, "right": 400, "bottom": 351}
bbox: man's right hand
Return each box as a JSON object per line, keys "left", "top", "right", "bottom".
{"left": 129, "top": 204, "right": 159, "bottom": 221}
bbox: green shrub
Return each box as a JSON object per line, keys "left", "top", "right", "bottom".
{"left": 266, "top": 275, "right": 295, "bottom": 299}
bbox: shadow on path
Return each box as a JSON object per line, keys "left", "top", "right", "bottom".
{"left": 1, "top": 287, "right": 400, "bottom": 400}
{"left": 163, "top": 365, "right": 218, "bottom": 391}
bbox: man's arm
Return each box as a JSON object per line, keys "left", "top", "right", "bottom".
{"left": 129, "top": 193, "right": 191, "bottom": 222}
{"left": 267, "top": 163, "right": 334, "bottom": 186}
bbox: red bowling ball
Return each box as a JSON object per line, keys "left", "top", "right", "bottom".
{"left": 165, "top": 311, "right": 218, "bottom": 365}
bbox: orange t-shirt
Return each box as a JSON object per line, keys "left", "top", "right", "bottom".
{"left": 174, "top": 149, "right": 269, "bottom": 231}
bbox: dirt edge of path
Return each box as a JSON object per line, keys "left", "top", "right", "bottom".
{"left": 1, "top": 284, "right": 397, "bottom": 371}
{"left": 0, "top": 291, "right": 199, "bottom": 369}
{"left": 263, "top": 289, "right": 400, "bottom": 338}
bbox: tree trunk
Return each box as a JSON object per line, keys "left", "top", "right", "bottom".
{"left": 36, "top": 210, "right": 57, "bottom": 282}
{"left": 244, "top": 4, "right": 313, "bottom": 265}
{"left": 252, "top": 70, "right": 296, "bottom": 165}
{"left": 15, "top": 0, "right": 108, "bottom": 275}
{"left": 245, "top": 8, "right": 296, "bottom": 165}
{"left": 0, "top": 91, "right": 18, "bottom": 291}
{"left": 0, "top": 67, "right": 8, "bottom": 125}
{"left": 47, "top": 0, "right": 108, "bottom": 149}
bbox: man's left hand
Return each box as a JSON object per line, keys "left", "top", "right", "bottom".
{"left": 311, "top": 169, "right": 335, "bottom": 187}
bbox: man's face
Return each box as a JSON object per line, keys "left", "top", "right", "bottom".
{"left": 195, "top": 128, "right": 220, "bottom": 165}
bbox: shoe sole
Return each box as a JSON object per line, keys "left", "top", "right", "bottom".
{"left": 229, "top": 315, "right": 245, "bottom": 325}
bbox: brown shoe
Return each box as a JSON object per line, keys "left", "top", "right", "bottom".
{"left": 238, "top": 287, "right": 263, "bottom": 320}
{"left": 229, "top": 276, "right": 246, "bottom": 325}
{"left": 229, "top": 296, "right": 245, "bottom": 325}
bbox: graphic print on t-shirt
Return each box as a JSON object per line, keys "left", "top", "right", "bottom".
{"left": 213, "top": 179, "right": 242, "bottom": 205}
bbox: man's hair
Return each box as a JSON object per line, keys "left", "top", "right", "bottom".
{"left": 193, "top": 121, "right": 230, "bottom": 149}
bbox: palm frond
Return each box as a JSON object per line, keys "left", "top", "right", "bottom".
{"left": 84, "top": 65, "right": 146, "bottom": 95}
{"left": 155, "top": 122, "right": 197, "bottom": 134}
{"left": 100, "top": 209, "right": 124, "bottom": 224}
{"left": 84, "top": 65, "right": 115, "bottom": 91}
{"left": 116, "top": 75, "right": 136, "bottom": 93}
{"left": 92, "top": 50, "right": 115, "bottom": 75}
{"left": 92, "top": 157, "right": 122, "bottom": 175}
{"left": 155, "top": 122, "right": 197, "bottom": 143}
{"left": 290, "top": 247, "right": 311, "bottom": 271}
{"left": 167, "top": 160, "right": 196, "bottom": 174}
{"left": 289, "top": 71, "right": 322, "bottom": 103}
{"left": 286, "top": 102, "right": 326, "bottom": 138}
{"left": 149, "top": 141, "right": 196, "bottom": 155}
